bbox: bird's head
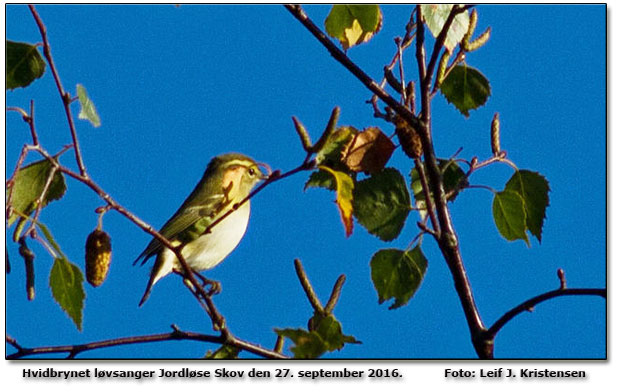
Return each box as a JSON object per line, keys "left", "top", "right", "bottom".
{"left": 208, "top": 153, "right": 271, "bottom": 202}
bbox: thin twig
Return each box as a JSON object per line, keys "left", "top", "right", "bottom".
{"left": 376, "top": 8, "right": 416, "bottom": 93}
{"left": 486, "top": 288, "right": 606, "bottom": 339}
{"left": 284, "top": 4, "right": 423, "bottom": 133}
{"left": 415, "top": 5, "right": 426, "bottom": 94}
{"left": 202, "top": 158, "right": 315, "bottom": 237}
{"left": 7, "top": 329, "right": 221, "bottom": 359}
{"left": 424, "top": 5, "right": 473, "bottom": 90}
{"left": 29, "top": 5, "right": 87, "bottom": 176}
{"left": 465, "top": 153, "right": 515, "bottom": 177}
{"left": 414, "top": 157, "right": 440, "bottom": 237}
{"left": 557, "top": 268, "right": 567, "bottom": 289}
{"left": 395, "top": 37, "right": 406, "bottom": 101}
{"left": 23, "top": 164, "right": 59, "bottom": 239}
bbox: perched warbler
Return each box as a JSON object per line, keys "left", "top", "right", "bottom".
{"left": 134, "top": 153, "right": 269, "bottom": 306}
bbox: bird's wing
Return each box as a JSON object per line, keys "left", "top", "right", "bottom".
{"left": 133, "top": 193, "right": 229, "bottom": 265}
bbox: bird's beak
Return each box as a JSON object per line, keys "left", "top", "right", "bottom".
{"left": 257, "top": 162, "right": 272, "bottom": 180}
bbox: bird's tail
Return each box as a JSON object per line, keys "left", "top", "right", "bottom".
{"left": 138, "top": 255, "right": 172, "bottom": 307}
{"left": 138, "top": 276, "right": 156, "bottom": 307}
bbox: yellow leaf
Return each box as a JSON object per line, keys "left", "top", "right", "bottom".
{"left": 343, "top": 19, "right": 375, "bottom": 50}
{"left": 318, "top": 166, "right": 354, "bottom": 237}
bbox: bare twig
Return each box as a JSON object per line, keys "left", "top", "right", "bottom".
{"left": 23, "top": 163, "right": 59, "bottom": 239}
{"left": 6, "top": 325, "right": 287, "bottom": 359}
{"left": 7, "top": 328, "right": 225, "bottom": 359}
{"left": 374, "top": 8, "right": 416, "bottom": 102}
{"left": 413, "top": 156, "right": 440, "bottom": 237}
{"left": 29, "top": 5, "right": 87, "bottom": 176}
{"left": 486, "top": 288, "right": 606, "bottom": 339}
{"left": 557, "top": 268, "right": 567, "bottom": 289}
{"left": 284, "top": 4, "right": 423, "bottom": 133}
{"left": 415, "top": 5, "right": 426, "bottom": 93}
{"left": 395, "top": 37, "right": 406, "bottom": 100}
{"left": 465, "top": 153, "right": 515, "bottom": 178}
{"left": 202, "top": 158, "right": 315, "bottom": 237}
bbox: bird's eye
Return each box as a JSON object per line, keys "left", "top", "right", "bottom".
{"left": 248, "top": 168, "right": 256, "bottom": 176}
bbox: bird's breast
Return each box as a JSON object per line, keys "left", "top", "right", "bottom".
{"left": 179, "top": 202, "right": 251, "bottom": 270}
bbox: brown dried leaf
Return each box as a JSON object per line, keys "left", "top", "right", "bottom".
{"left": 343, "top": 127, "right": 395, "bottom": 174}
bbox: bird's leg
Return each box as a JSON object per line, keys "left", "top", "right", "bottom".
{"left": 172, "top": 269, "right": 221, "bottom": 296}
{"left": 193, "top": 271, "right": 222, "bottom": 296}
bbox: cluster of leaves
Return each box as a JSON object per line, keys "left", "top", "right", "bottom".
{"left": 6, "top": 39, "right": 102, "bottom": 330}
{"left": 276, "top": 314, "right": 359, "bottom": 359}
{"left": 296, "top": 5, "right": 550, "bottom": 312}
{"left": 300, "top": 115, "right": 433, "bottom": 310}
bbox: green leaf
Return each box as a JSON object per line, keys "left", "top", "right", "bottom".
{"left": 493, "top": 190, "right": 528, "bottom": 245}
{"left": 420, "top": 4, "right": 470, "bottom": 52}
{"left": 353, "top": 168, "right": 411, "bottom": 241}
{"left": 205, "top": 344, "right": 240, "bottom": 359}
{"left": 315, "top": 126, "right": 358, "bottom": 168}
{"left": 410, "top": 159, "right": 468, "bottom": 218}
{"left": 325, "top": 5, "right": 383, "bottom": 50}
{"left": 6, "top": 40, "right": 46, "bottom": 90}
{"left": 440, "top": 65, "right": 491, "bottom": 117}
{"left": 305, "top": 170, "right": 337, "bottom": 192}
{"left": 370, "top": 246, "right": 428, "bottom": 310}
{"left": 441, "top": 160, "right": 469, "bottom": 199}
{"left": 76, "top": 84, "right": 101, "bottom": 127}
{"left": 505, "top": 170, "right": 550, "bottom": 243}
{"left": 49, "top": 257, "right": 85, "bottom": 331}
{"left": 314, "top": 314, "right": 359, "bottom": 351}
{"left": 275, "top": 327, "right": 326, "bottom": 359}
{"left": 7, "top": 159, "right": 67, "bottom": 227}
{"left": 275, "top": 315, "right": 359, "bottom": 359}
{"left": 318, "top": 166, "right": 355, "bottom": 237}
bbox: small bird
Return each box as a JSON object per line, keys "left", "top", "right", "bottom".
{"left": 134, "top": 153, "right": 269, "bottom": 306}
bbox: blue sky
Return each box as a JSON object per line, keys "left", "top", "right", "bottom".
{"left": 5, "top": 4, "right": 606, "bottom": 359}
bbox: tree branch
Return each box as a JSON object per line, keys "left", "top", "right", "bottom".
{"left": 486, "top": 288, "right": 606, "bottom": 339}
{"left": 6, "top": 326, "right": 286, "bottom": 359}
{"left": 287, "top": 3, "right": 489, "bottom": 358}
{"left": 29, "top": 5, "right": 87, "bottom": 176}
{"left": 284, "top": 4, "right": 423, "bottom": 133}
